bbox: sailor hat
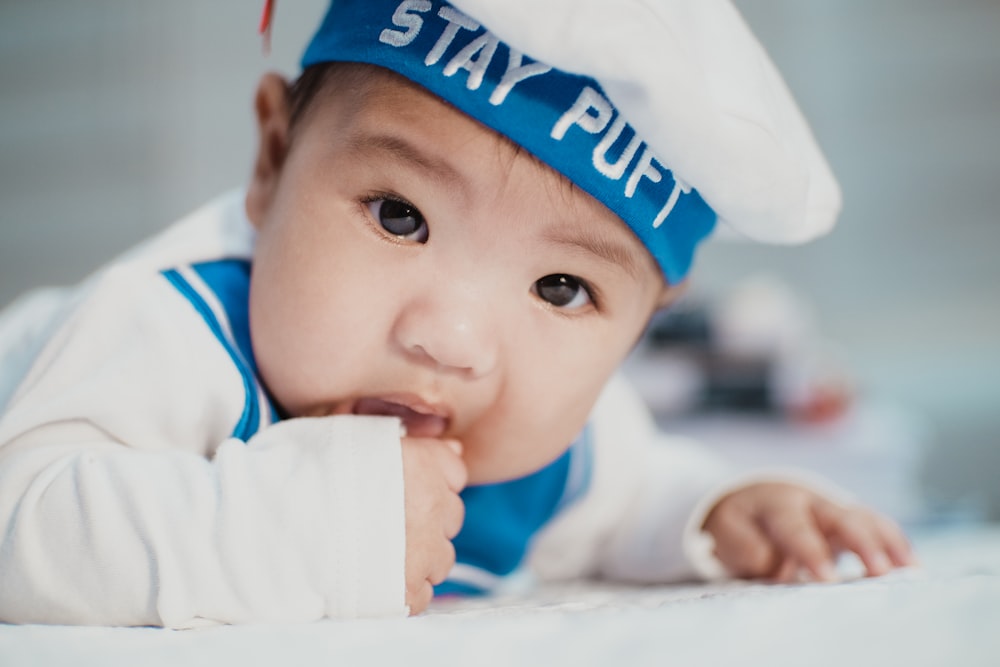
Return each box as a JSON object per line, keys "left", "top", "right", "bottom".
{"left": 283, "top": 0, "right": 841, "bottom": 283}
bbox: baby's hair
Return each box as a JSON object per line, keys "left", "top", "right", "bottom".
{"left": 287, "top": 61, "right": 435, "bottom": 134}
{"left": 287, "top": 64, "right": 334, "bottom": 129}
{"left": 287, "top": 61, "right": 371, "bottom": 131}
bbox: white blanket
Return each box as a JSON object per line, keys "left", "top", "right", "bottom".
{"left": 2, "top": 526, "right": 998, "bottom": 667}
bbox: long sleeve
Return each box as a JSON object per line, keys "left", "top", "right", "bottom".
{"left": 0, "top": 266, "right": 408, "bottom": 627}
{"left": 528, "top": 374, "right": 858, "bottom": 584}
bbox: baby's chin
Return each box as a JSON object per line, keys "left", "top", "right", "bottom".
{"left": 461, "top": 433, "right": 575, "bottom": 486}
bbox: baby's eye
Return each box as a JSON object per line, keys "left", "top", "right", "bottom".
{"left": 533, "top": 274, "right": 593, "bottom": 310}
{"left": 367, "top": 198, "right": 428, "bottom": 243}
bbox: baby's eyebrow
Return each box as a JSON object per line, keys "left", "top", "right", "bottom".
{"left": 542, "top": 228, "right": 644, "bottom": 281}
{"left": 344, "top": 132, "right": 467, "bottom": 194}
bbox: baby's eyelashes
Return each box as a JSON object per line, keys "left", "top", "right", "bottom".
{"left": 532, "top": 274, "right": 594, "bottom": 310}
{"left": 367, "top": 197, "right": 428, "bottom": 243}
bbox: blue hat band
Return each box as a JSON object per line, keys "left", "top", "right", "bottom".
{"left": 302, "top": 0, "right": 717, "bottom": 283}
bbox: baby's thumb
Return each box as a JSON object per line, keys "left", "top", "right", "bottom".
{"left": 440, "top": 439, "right": 467, "bottom": 491}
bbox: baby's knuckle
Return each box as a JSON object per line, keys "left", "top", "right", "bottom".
{"left": 441, "top": 539, "right": 457, "bottom": 569}
{"left": 405, "top": 551, "right": 429, "bottom": 582}
{"left": 407, "top": 582, "right": 434, "bottom": 615}
{"left": 445, "top": 458, "right": 468, "bottom": 491}
{"left": 425, "top": 537, "right": 456, "bottom": 581}
{"left": 737, "top": 542, "right": 776, "bottom": 575}
{"left": 705, "top": 504, "right": 740, "bottom": 532}
{"left": 837, "top": 512, "right": 875, "bottom": 543}
{"left": 448, "top": 494, "right": 466, "bottom": 526}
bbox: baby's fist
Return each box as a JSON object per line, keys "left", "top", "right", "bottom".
{"left": 400, "top": 437, "right": 467, "bottom": 614}
{"left": 702, "top": 482, "right": 915, "bottom": 582}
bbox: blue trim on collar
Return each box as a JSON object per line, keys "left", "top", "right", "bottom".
{"left": 162, "top": 260, "right": 278, "bottom": 440}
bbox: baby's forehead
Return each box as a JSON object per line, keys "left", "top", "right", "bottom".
{"left": 310, "top": 71, "right": 658, "bottom": 278}
{"left": 331, "top": 66, "right": 582, "bottom": 192}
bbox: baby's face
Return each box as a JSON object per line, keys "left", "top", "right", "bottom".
{"left": 246, "top": 70, "right": 672, "bottom": 484}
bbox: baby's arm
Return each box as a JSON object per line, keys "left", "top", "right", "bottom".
{"left": 0, "top": 269, "right": 417, "bottom": 626}
{"left": 529, "top": 374, "right": 914, "bottom": 584}
{"left": 0, "top": 417, "right": 407, "bottom": 626}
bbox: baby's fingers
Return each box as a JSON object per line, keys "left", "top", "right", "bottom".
{"left": 770, "top": 557, "right": 800, "bottom": 584}
{"left": 815, "top": 502, "right": 914, "bottom": 577}
{"left": 883, "top": 521, "right": 918, "bottom": 568}
{"left": 761, "top": 511, "right": 837, "bottom": 582}
{"left": 706, "top": 507, "right": 781, "bottom": 578}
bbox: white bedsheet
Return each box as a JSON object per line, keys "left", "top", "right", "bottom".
{"left": 2, "top": 526, "right": 998, "bottom": 667}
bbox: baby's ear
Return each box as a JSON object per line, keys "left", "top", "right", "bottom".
{"left": 245, "top": 72, "right": 292, "bottom": 229}
{"left": 656, "top": 280, "right": 688, "bottom": 311}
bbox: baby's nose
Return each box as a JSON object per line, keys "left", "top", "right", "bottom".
{"left": 391, "top": 291, "right": 498, "bottom": 379}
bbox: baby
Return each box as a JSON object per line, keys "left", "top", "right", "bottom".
{"left": 0, "top": 0, "right": 913, "bottom": 627}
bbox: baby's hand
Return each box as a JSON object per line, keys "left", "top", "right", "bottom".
{"left": 702, "top": 482, "right": 916, "bottom": 582}
{"left": 400, "top": 437, "right": 467, "bottom": 614}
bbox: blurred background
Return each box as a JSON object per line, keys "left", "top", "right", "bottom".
{"left": 0, "top": 1, "right": 997, "bottom": 521}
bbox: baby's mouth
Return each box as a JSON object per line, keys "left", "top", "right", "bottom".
{"left": 351, "top": 397, "right": 450, "bottom": 438}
